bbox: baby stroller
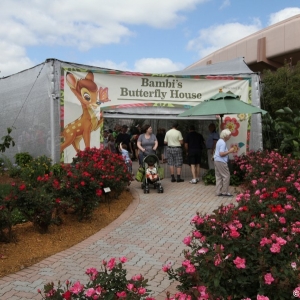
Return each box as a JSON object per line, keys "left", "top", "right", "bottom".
{"left": 141, "top": 154, "right": 164, "bottom": 194}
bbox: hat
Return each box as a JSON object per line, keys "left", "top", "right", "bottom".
{"left": 122, "top": 124, "right": 128, "bottom": 128}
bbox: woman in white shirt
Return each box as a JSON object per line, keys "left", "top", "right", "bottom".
{"left": 214, "top": 129, "right": 235, "bottom": 197}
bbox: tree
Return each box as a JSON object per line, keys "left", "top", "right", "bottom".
{"left": 262, "top": 61, "right": 300, "bottom": 118}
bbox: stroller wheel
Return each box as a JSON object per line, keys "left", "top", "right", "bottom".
{"left": 141, "top": 183, "right": 144, "bottom": 189}
{"left": 159, "top": 187, "right": 164, "bottom": 193}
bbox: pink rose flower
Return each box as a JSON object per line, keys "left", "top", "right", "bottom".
{"left": 233, "top": 256, "right": 246, "bottom": 269}
{"left": 132, "top": 274, "right": 143, "bottom": 281}
{"left": 186, "top": 264, "right": 196, "bottom": 274}
{"left": 276, "top": 237, "right": 287, "bottom": 245}
{"left": 230, "top": 230, "right": 240, "bottom": 238}
{"left": 116, "top": 291, "right": 127, "bottom": 298}
{"left": 138, "top": 287, "right": 146, "bottom": 295}
{"left": 214, "top": 254, "right": 222, "bottom": 266}
{"left": 264, "top": 273, "right": 274, "bottom": 285}
{"left": 270, "top": 243, "right": 281, "bottom": 253}
{"left": 257, "top": 295, "right": 269, "bottom": 300}
{"left": 293, "top": 287, "right": 300, "bottom": 298}
{"left": 279, "top": 217, "right": 286, "bottom": 224}
{"left": 183, "top": 236, "right": 192, "bottom": 245}
{"left": 86, "top": 268, "right": 98, "bottom": 280}
{"left": 127, "top": 283, "right": 134, "bottom": 291}
{"left": 119, "top": 257, "right": 127, "bottom": 263}
{"left": 260, "top": 237, "right": 272, "bottom": 247}
{"left": 162, "top": 263, "right": 171, "bottom": 272}
{"left": 193, "top": 230, "right": 202, "bottom": 238}
{"left": 85, "top": 288, "right": 95, "bottom": 297}
{"left": 69, "top": 281, "right": 84, "bottom": 294}
{"left": 197, "top": 247, "right": 209, "bottom": 254}
{"left": 107, "top": 257, "right": 116, "bottom": 270}
{"left": 255, "top": 189, "right": 260, "bottom": 195}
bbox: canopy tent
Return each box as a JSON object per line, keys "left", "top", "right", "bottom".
{"left": 0, "top": 57, "right": 262, "bottom": 163}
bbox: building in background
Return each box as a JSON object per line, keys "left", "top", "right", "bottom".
{"left": 186, "top": 14, "right": 300, "bottom": 73}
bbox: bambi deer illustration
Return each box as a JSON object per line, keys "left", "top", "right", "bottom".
{"left": 61, "top": 72, "right": 110, "bottom": 153}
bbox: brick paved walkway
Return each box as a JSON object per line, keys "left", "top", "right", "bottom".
{"left": 0, "top": 167, "right": 235, "bottom": 300}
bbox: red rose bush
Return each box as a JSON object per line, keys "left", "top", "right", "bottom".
{"left": 0, "top": 148, "right": 132, "bottom": 235}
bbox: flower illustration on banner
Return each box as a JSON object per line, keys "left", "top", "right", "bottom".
{"left": 237, "top": 113, "right": 247, "bottom": 122}
{"left": 222, "top": 117, "right": 240, "bottom": 136}
{"left": 230, "top": 143, "right": 240, "bottom": 154}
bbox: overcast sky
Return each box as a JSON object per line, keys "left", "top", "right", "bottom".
{"left": 0, "top": 0, "right": 300, "bottom": 77}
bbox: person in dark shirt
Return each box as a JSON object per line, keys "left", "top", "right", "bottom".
{"left": 115, "top": 125, "right": 132, "bottom": 154}
{"left": 184, "top": 125, "right": 205, "bottom": 184}
{"left": 130, "top": 124, "right": 141, "bottom": 161}
{"left": 156, "top": 128, "right": 166, "bottom": 163}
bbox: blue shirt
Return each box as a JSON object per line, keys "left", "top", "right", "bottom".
{"left": 121, "top": 149, "right": 131, "bottom": 163}
{"left": 214, "top": 139, "right": 229, "bottom": 163}
{"left": 206, "top": 131, "right": 219, "bottom": 149}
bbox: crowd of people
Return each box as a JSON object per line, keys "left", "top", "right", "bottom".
{"left": 101, "top": 123, "right": 168, "bottom": 166}
{"left": 101, "top": 122, "right": 233, "bottom": 196}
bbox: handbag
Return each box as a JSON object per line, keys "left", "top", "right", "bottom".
{"left": 135, "top": 167, "right": 145, "bottom": 182}
{"left": 157, "top": 167, "right": 164, "bottom": 180}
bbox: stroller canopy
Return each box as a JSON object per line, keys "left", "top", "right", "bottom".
{"left": 143, "top": 154, "right": 159, "bottom": 166}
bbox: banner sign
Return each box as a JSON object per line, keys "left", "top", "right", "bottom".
{"left": 60, "top": 68, "right": 251, "bottom": 162}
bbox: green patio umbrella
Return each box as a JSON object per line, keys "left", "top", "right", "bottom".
{"left": 178, "top": 90, "right": 267, "bottom": 122}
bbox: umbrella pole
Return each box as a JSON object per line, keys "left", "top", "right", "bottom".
{"left": 220, "top": 114, "right": 224, "bottom": 129}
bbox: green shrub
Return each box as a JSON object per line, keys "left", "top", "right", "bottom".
{"left": 0, "top": 183, "right": 12, "bottom": 198}
{"left": 1, "top": 148, "right": 132, "bottom": 236}
{"left": 202, "top": 169, "right": 216, "bottom": 185}
{"left": 50, "top": 163, "right": 64, "bottom": 177}
{"left": 9, "top": 183, "right": 55, "bottom": 233}
{"left": 14, "top": 152, "right": 33, "bottom": 167}
{"left": 0, "top": 155, "right": 21, "bottom": 177}
{"left": 0, "top": 194, "right": 15, "bottom": 242}
{"left": 11, "top": 208, "right": 27, "bottom": 225}
{"left": 20, "top": 155, "right": 52, "bottom": 187}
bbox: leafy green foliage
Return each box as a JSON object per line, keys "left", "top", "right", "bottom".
{"left": 274, "top": 107, "right": 300, "bottom": 158}
{"left": 19, "top": 155, "right": 52, "bottom": 187}
{"left": 261, "top": 114, "right": 281, "bottom": 151}
{"left": 14, "top": 152, "right": 33, "bottom": 167}
{"left": 0, "top": 155, "right": 21, "bottom": 177}
{"left": 202, "top": 169, "right": 216, "bottom": 185}
{"left": 262, "top": 61, "right": 300, "bottom": 118}
{"left": 9, "top": 183, "right": 56, "bottom": 233}
{"left": 0, "top": 127, "right": 15, "bottom": 153}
